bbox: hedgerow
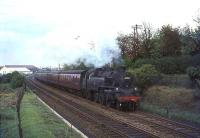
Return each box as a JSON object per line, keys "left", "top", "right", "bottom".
{"left": 128, "top": 64, "right": 160, "bottom": 89}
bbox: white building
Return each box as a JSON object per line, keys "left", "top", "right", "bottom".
{"left": 0, "top": 65, "right": 38, "bottom": 75}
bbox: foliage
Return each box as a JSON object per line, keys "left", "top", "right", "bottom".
{"left": 133, "top": 58, "right": 156, "bottom": 68}
{"left": 180, "top": 25, "right": 197, "bottom": 55}
{"left": 0, "top": 73, "right": 12, "bottom": 83}
{"left": 154, "top": 57, "right": 178, "bottom": 74}
{"left": 140, "top": 22, "right": 155, "bottom": 57}
{"left": 63, "top": 58, "right": 94, "bottom": 70}
{"left": 149, "top": 35, "right": 162, "bottom": 59}
{"left": 0, "top": 92, "right": 19, "bottom": 138}
{"left": 159, "top": 25, "right": 182, "bottom": 56}
{"left": 128, "top": 64, "right": 160, "bottom": 88}
{"left": 122, "top": 55, "right": 135, "bottom": 68}
{"left": 193, "top": 10, "right": 200, "bottom": 52}
{"left": 116, "top": 23, "right": 154, "bottom": 61}
{"left": 21, "top": 92, "right": 82, "bottom": 138}
{"left": 191, "top": 27, "right": 200, "bottom": 54}
{"left": 116, "top": 22, "right": 200, "bottom": 69}
{"left": 10, "top": 71, "right": 25, "bottom": 89}
{"left": 144, "top": 85, "right": 194, "bottom": 117}
{"left": 144, "top": 86, "right": 193, "bottom": 107}
{"left": 187, "top": 66, "right": 200, "bottom": 79}
{"left": 186, "top": 66, "right": 200, "bottom": 98}
{"left": 133, "top": 55, "right": 191, "bottom": 74}
{"left": 116, "top": 33, "right": 140, "bottom": 60}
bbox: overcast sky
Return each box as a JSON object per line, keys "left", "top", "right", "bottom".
{"left": 0, "top": 0, "right": 199, "bottom": 68}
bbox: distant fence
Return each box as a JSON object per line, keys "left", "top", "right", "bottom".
{"left": 157, "top": 74, "right": 193, "bottom": 88}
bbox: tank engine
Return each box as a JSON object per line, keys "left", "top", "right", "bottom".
{"left": 35, "top": 67, "right": 141, "bottom": 111}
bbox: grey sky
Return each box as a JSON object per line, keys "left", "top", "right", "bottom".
{"left": 0, "top": 0, "right": 199, "bottom": 67}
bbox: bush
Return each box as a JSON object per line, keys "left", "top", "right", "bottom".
{"left": 190, "top": 54, "right": 200, "bottom": 67}
{"left": 156, "top": 57, "right": 179, "bottom": 74}
{"left": 10, "top": 72, "right": 25, "bottom": 88}
{"left": 128, "top": 64, "right": 160, "bottom": 88}
{"left": 144, "top": 86, "right": 194, "bottom": 110}
{"left": 187, "top": 66, "right": 200, "bottom": 98}
{"left": 133, "top": 55, "right": 191, "bottom": 74}
{"left": 0, "top": 73, "right": 12, "bottom": 83}
{"left": 176, "top": 56, "right": 192, "bottom": 73}
{"left": 133, "top": 58, "right": 156, "bottom": 68}
{"left": 186, "top": 66, "right": 200, "bottom": 80}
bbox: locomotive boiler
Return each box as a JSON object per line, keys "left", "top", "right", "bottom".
{"left": 35, "top": 67, "right": 141, "bottom": 111}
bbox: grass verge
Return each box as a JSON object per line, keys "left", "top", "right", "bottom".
{"left": 0, "top": 91, "right": 19, "bottom": 138}
{"left": 21, "top": 90, "right": 83, "bottom": 138}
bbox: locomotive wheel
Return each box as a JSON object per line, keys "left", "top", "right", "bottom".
{"left": 116, "top": 101, "right": 121, "bottom": 110}
{"left": 99, "top": 94, "right": 105, "bottom": 105}
{"left": 133, "top": 102, "right": 136, "bottom": 111}
{"left": 86, "top": 91, "right": 91, "bottom": 100}
{"left": 94, "top": 93, "right": 99, "bottom": 103}
{"left": 105, "top": 94, "right": 111, "bottom": 107}
{"left": 106, "top": 100, "right": 111, "bottom": 107}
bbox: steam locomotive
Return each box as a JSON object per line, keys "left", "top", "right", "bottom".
{"left": 34, "top": 67, "right": 141, "bottom": 111}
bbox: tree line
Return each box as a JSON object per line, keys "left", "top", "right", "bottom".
{"left": 117, "top": 23, "right": 200, "bottom": 65}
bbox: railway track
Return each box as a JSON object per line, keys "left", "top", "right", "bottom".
{"left": 130, "top": 112, "right": 200, "bottom": 138}
{"left": 27, "top": 78, "right": 200, "bottom": 138}
{"left": 27, "top": 78, "right": 152, "bottom": 138}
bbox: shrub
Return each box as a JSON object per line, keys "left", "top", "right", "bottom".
{"left": 186, "top": 66, "right": 200, "bottom": 98}
{"left": 133, "top": 58, "right": 156, "bottom": 68}
{"left": 176, "top": 56, "right": 192, "bottom": 73}
{"left": 128, "top": 64, "right": 160, "bottom": 88}
{"left": 144, "top": 86, "right": 194, "bottom": 112}
{"left": 195, "top": 79, "right": 200, "bottom": 98}
{"left": 133, "top": 55, "right": 191, "bottom": 74}
{"left": 156, "top": 57, "right": 179, "bottom": 74}
{"left": 10, "top": 71, "right": 25, "bottom": 88}
{"left": 0, "top": 73, "right": 12, "bottom": 83}
{"left": 186, "top": 66, "right": 200, "bottom": 80}
{"left": 190, "top": 54, "right": 200, "bottom": 67}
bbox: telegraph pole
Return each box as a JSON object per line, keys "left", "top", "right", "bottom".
{"left": 132, "top": 24, "right": 142, "bottom": 42}
{"left": 132, "top": 24, "right": 142, "bottom": 57}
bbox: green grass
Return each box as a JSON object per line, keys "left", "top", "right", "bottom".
{"left": 0, "top": 93, "right": 19, "bottom": 138}
{"left": 21, "top": 91, "right": 83, "bottom": 138}
{"left": 141, "top": 85, "right": 200, "bottom": 124}
{"left": 140, "top": 102, "right": 167, "bottom": 117}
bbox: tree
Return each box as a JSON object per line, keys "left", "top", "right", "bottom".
{"left": 117, "top": 23, "right": 154, "bottom": 61}
{"left": 159, "top": 25, "right": 182, "bottom": 56}
{"left": 10, "top": 71, "right": 24, "bottom": 88}
{"left": 63, "top": 58, "right": 94, "bottom": 70}
{"left": 117, "top": 33, "right": 141, "bottom": 60}
{"left": 0, "top": 73, "right": 12, "bottom": 83}
{"left": 193, "top": 9, "right": 200, "bottom": 26}
{"left": 180, "top": 25, "right": 196, "bottom": 55}
{"left": 193, "top": 29, "right": 200, "bottom": 54}
{"left": 140, "top": 22, "right": 154, "bottom": 57}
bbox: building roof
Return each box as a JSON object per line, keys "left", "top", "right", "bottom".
{"left": 4, "top": 65, "right": 38, "bottom": 72}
